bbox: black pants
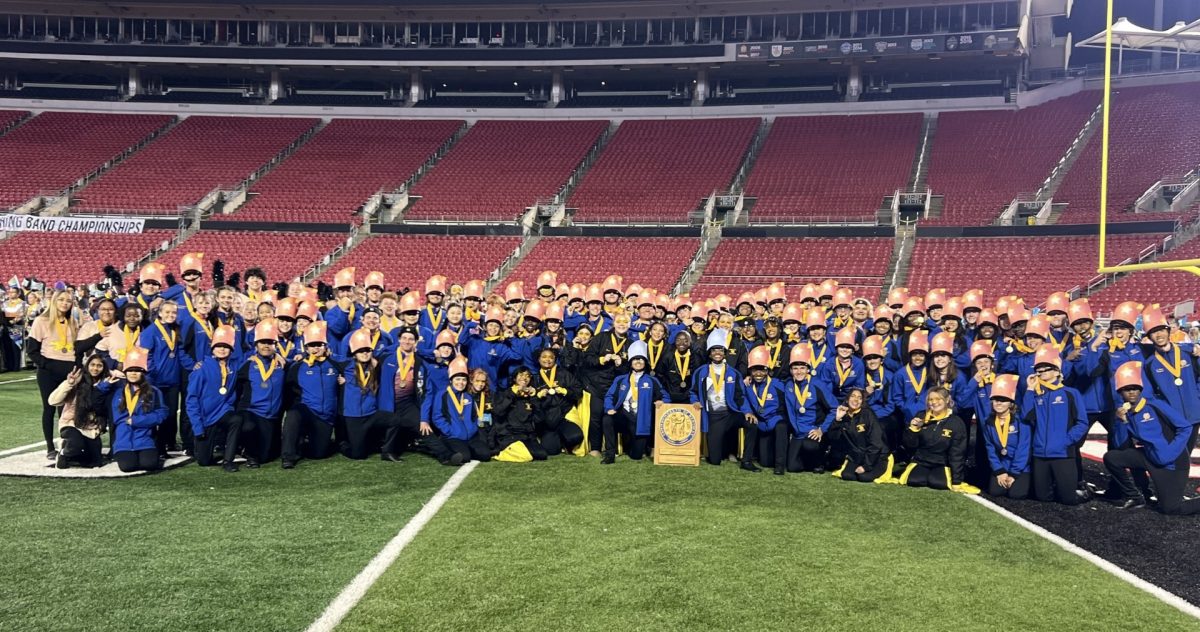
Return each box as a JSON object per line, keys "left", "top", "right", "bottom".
{"left": 116, "top": 448, "right": 162, "bottom": 473}
{"left": 178, "top": 371, "right": 195, "bottom": 452}
{"left": 1032, "top": 454, "right": 1081, "bottom": 505}
{"left": 602, "top": 410, "right": 649, "bottom": 460}
{"left": 445, "top": 436, "right": 491, "bottom": 463}
{"left": 232, "top": 412, "right": 276, "bottom": 464}
{"left": 155, "top": 384, "right": 181, "bottom": 455}
{"left": 756, "top": 423, "right": 788, "bottom": 469}
{"left": 37, "top": 358, "right": 74, "bottom": 451}
{"left": 706, "top": 409, "right": 758, "bottom": 465}
{"left": 281, "top": 407, "right": 335, "bottom": 463}
{"left": 786, "top": 435, "right": 825, "bottom": 472}
{"left": 193, "top": 412, "right": 242, "bottom": 467}
{"left": 1104, "top": 447, "right": 1200, "bottom": 515}
{"left": 587, "top": 388, "right": 607, "bottom": 452}
{"left": 986, "top": 472, "right": 1032, "bottom": 499}
{"left": 838, "top": 456, "right": 889, "bottom": 483}
{"left": 537, "top": 412, "right": 585, "bottom": 456}
{"left": 343, "top": 411, "right": 401, "bottom": 460}
{"left": 388, "top": 399, "right": 423, "bottom": 456}
{"left": 906, "top": 463, "right": 951, "bottom": 490}
{"left": 59, "top": 427, "right": 103, "bottom": 467}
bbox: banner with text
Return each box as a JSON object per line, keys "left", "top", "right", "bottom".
{"left": 0, "top": 214, "right": 146, "bottom": 234}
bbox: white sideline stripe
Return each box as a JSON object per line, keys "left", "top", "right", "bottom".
{"left": 0, "top": 442, "right": 43, "bottom": 457}
{"left": 0, "top": 376, "right": 36, "bottom": 384}
{"left": 305, "top": 461, "right": 479, "bottom": 632}
{"left": 968, "top": 495, "right": 1200, "bottom": 620}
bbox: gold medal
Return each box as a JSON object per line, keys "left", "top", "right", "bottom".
{"left": 218, "top": 387, "right": 227, "bottom": 395}
{"left": 1175, "top": 378, "right": 1184, "bottom": 386}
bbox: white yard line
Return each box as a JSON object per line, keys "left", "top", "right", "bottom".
{"left": 305, "top": 460, "right": 479, "bottom": 632}
{"left": 0, "top": 442, "right": 44, "bottom": 458}
{"left": 968, "top": 495, "right": 1200, "bottom": 620}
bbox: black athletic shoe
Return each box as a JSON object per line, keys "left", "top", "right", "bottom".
{"left": 55, "top": 453, "right": 69, "bottom": 469}
{"left": 381, "top": 453, "right": 404, "bottom": 463}
{"left": 740, "top": 461, "right": 761, "bottom": 472}
{"left": 223, "top": 462, "right": 239, "bottom": 473}
{"left": 1113, "top": 498, "right": 1146, "bottom": 510}
{"left": 447, "top": 453, "right": 465, "bottom": 466}
{"left": 46, "top": 449, "right": 57, "bottom": 461}
{"left": 601, "top": 454, "right": 616, "bottom": 465}
{"left": 774, "top": 467, "right": 785, "bottom": 476}
{"left": 244, "top": 459, "right": 261, "bottom": 469}
{"left": 281, "top": 460, "right": 296, "bottom": 470}
{"left": 812, "top": 466, "right": 825, "bottom": 474}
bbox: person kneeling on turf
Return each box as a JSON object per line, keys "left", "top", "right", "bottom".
{"left": 432, "top": 357, "right": 491, "bottom": 464}
{"left": 281, "top": 322, "right": 343, "bottom": 469}
{"left": 49, "top": 354, "right": 111, "bottom": 469}
{"left": 186, "top": 325, "right": 243, "bottom": 472}
{"left": 780, "top": 343, "right": 837, "bottom": 474}
{"left": 340, "top": 329, "right": 404, "bottom": 461}
{"left": 980, "top": 374, "right": 1032, "bottom": 499}
{"left": 493, "top": 367, "right": 548, "bottom": 461}
{"left": 900, "top": 387, "right": 973, "bottom": 492}
{"left": 1103, "top": 361, "right": 1200, "bottom": 514}
{"left": 690, "top": 329, "right": 758, "bottom": 471}
{"left": 827, "top": 388, "right": 892, "bottom": 483}
{"left": 743, "top": 345, "right": 788, "bottom": 474}
{"left": 602, "top": 340, "right": 664, "bottom": 464}
{"left": 107, "top": 347, "right": 169, "bottom": 473}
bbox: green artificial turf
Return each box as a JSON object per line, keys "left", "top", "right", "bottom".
{"left": 338, "top": 458, "right": 1200, "bottom": 632}
{"left": 0, "top": 375, "right": 48, "bottom": 449}
{"left": 0, "top": 455, "right": 454, "bottom": 632}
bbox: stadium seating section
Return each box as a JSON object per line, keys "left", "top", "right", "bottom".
{"left": 1055, "top": 83, "right": 1200, "bottom": 223}
{"left": 74, "top": 116, "right": 318, "bottom": 214}
{"left": 692, "top": 237, "right": 893, "bottom": 301}
{"left": 408, "top": 120, "right": 608, "bottom": 221}
{"left": 745, "top": 114, "right": 921, "bottom": 223}
{"left": 0, "top": 112, "right": 172, "bottom": 209}
{"left": 505, "top": 237, "right": 700, "bottom": 292}
{"left": 1088, "top": 237, "right": 1200, "bottom": 311}
{"left": 155, "top": 231, "right": 348, "bottom": 286}
{"left": 926, "top": 92, "right": 1099, "bottom": 225}
{"left": 0, "top": 230, "right": 174, "bottom": 286}
{"left": 228, "top": 119, "right": 462, "bottom": 224}
{"left": 320, "top": 234, "right": 522, "bottom": 292}
{"left": 568, "top": 119, "right": 758, "bottom": 223}
{"left": 906, "top": 235, "right": 1163, "bottom": 304}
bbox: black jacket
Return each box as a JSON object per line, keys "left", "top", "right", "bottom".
{"left": 828, "top": 407, "right": 888, "bottom": 470}
{"left": 902, "top": 411, "right": 967, "bottom": 484}
{"left": 493, "top": 386, "right": 537, "bottom": 448}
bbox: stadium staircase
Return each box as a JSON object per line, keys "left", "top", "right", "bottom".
{"left": 555, "top": 120, "right": 619, "bottom": 223}
{"left": 881, "top": 224, "right": 916, "bottom": 302}
{"left": 486, "top": 231, "right": 543, "bottom": 293}
{"left": 219, "top": 118, "right": 330, "bottom": 216}
{"left": 387, "top": 121, "right": 473, "bottom": 222}
{"left": 673, "top": 223, "right": 723, "bottom": 295}
{"left": 1035, "top": 101, "right": 1104, "bottom": 220}
{"left": 0, "top": 110, "right": 31, "bottom": 138}
{"left": 907, "top": 113, "right": 938, "bottom": 191}
{"left": 299, "top": 225, "right": 368, "bottom": 284}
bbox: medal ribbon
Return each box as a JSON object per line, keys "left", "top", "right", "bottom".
{"left": 905, "top": 365, "right": 926, "bottom": 396}
{"left": 123, "top": 385, "right": 140, "bottom": 425}
{"left": 155, "top": 321, "right": 176, "bottom": 352}
{"left": 754, "top": 377, "right": 773, "bottom": 409}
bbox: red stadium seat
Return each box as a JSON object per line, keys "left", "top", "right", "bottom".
{"left": 692, "top": 237, "right": 893, "bottom": 300}
{"left": 504, "top": 237, "right": 700, "bottom": 291}
{"left": 155, "top": 230, "right": 346, "bottom": 286}
{"left": 0, "top": 230, "right": 174, "bottom": 285}
{"left": 320, "top": 234, "right": 522, "bottom": 292}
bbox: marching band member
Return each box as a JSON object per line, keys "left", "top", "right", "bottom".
{"left": 431, "top": 357, "right": 490, "bottom": 463}
{"left": 108, "top": 347, "right": 168, "bottom": 473}
{"left": 28, "top": 289, "right": 82, "bottom": 459}
{"left": 376, "top": 326, "right": 426, "bottom": 461}
{"left": 419, "top": 275, "right": 448, "bottom": 331}
{"left": 980, "top": 375, "right": 1031, "bottom": 499}
{"left": 828, "top": 387, "right": 891, "bottom": 483}
{"left": 1105, "top": 361, "right": 1200, "bottom": 514}
{"left": 938, "top": 296, "right": 971, "bottom": 371}
{"left": 185, "top": 325, "right": 241, "bottom": 471}
{"left": 860, "top": 335, "right": 896, "bottom": 448}
{"left": 890, "top": 331, "right": 932, "bottom": 426}
{"left": 900, "top": 387, "right": 971, "bottom": 492}
{"left": 742, "top": 345, "right": 787, "bottom": 472}
{"left": 691, "top": 329, "right": 757, "bottom": 471}
{"left": 234, "top": 320, "right": 286, "bottom": 466}
{"left": 780, "top": 343, "right": 837, "bottom": 473}
{"left": 756, "top": 317, "right": 790, "bottom": 380}
{"left": 1138, "top": 305, "right": 1200, "bottom": 448}
{"left": 139, "top": 300, "right": 183, "bottom": 458}
{"left": 74, "top": 298, "right": 118, "bottom": 365}
{"left": 163, "top": 253, "right": 205, "bottom": 332}
{"left": 281, "top": 322, "right": 342, "bottom": 469}
{"left": 530, "top": 348, "right": 585, "bottom": 454}
{"left": 601, "top": 340, "right": 664, "bottom": 464}
{"left": 493, "top": 367, "right": 547, "bottom": 461}
{"left": 363, "top": 271, "right": 385, "bottom": 309}
{"left": 244, "top": 268, "right": 267, "bottom": 304}
{"left": 661, "top": 330, "right": 695, "bottom": 404}
{"left": 459, "top": 305, "right": 519, "bottom": 389}
{"left": 1022, "top": 347, "right": 1089, "bottom": 505}
{"left": 340, "top": 329, "right": 403, "bottom": 461}
{"left": 325, "top": 267, "right": 362, "bottom": 349}
{"left": 48, "top": 355, "right": 110, "bottom": 469}
{"left": 817, "top": 327, "right": 863, "bottom": 402}
{"left": 929, "top": 332, "right": 972, "bottom": 415}
{"left": 585, "top": 311, "right": 633, "bottom": 454}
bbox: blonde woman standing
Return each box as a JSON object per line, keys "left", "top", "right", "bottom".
{"left": 28, "top": 290, "right": 83, "bottom": 459}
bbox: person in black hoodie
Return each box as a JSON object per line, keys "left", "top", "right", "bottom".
{"left": 530, "top": 347, "right": 584, "bottom": 455}
{"left": 583, "top": 312, "right": 633, "bottom": 455}
{"left": 662, "top": 330, "right": 695, "bottom": 404}
{"left": 493, "top": 367, "right": 548, "bottom": 460}
{"left": 900, "top": 387, "right": 972, "bottom": 492}
{"left": 827, "top": 388, "right": 891, "bottom": 483}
